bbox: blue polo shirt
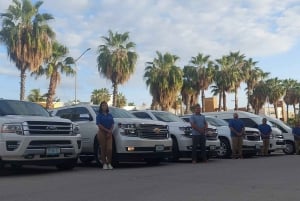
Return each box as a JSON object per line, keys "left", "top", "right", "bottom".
{"left": 189, "top": 114, "right": 206, "bottom": 135}
{"left": 258, "top": 124, "right": 272, "bottom": 139}
{"left": 96, "top": 112, "right": 114, "bottom": 129}
{"left": 292, "top": 127, "right": 300, "bottom": 140}
{"left": 229, "top": 118, "right": 244, "bottom": 137}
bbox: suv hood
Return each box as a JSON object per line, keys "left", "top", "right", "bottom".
{"left": 0, "top": 115, "right": 71, "bottom": 123}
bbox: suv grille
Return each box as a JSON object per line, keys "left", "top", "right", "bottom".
{"left": 23, "top": 121, "right": 72, "bottom": 135}
{"left": 137, "top": 124, "right": 169, "bottom": 139}
{"left": 244, "top": 131, "right": 261, "bottom": 141}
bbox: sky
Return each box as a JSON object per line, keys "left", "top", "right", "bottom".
{"left": 1, "top": 0, "right": 300, "bottom": 109}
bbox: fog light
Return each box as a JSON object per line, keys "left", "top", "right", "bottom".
{"left": 127, "top": 146, "right": 135, "bottom": 152}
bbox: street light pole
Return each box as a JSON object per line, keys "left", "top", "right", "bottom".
{"left": 74, "top": 48, "right": 91, "bottom": 104}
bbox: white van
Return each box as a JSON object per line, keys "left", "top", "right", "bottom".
{"left": 261, "top": 115, "right": 295, "bottom": 154}
{"left": 182, "top": 114, "right": 262, "bottom": 158}
{"left": 203, "top": 111, "right": 286, "bottom": 154}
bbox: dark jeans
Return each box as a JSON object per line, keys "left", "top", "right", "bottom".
{"left": 192, "top": 134, "right": 206, "bottom": 162}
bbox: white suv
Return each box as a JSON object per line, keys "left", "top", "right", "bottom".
{"left": 0, "top": 99, "right": 81, "bottom": 170}
{"left": 52, "top": 104, "right": 172, "bottom": 165}
{"left": 131, "top": 110, "right": 220, "bottom": 161}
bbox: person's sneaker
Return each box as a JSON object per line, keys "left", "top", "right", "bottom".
{"left": 108, "top": 164, "right": 113, "bottom": 170}
{"left": 102, "top": 164, "right": 108, "bottom": 170}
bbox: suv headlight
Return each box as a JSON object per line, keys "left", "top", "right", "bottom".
{"left": 1, "top": 123, "right": 23, "bottom": 135}
{"left": 119, "top": 123, "right": 138, "bottom": 137}
{"left": 71, "top": 123, "right": 80, "bottom": 135}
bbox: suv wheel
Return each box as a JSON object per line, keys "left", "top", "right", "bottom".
{"left": 283, "top": 141, "right": 295, "bottom": 155}
{"left": 56, "top": 158, "right": 77, "bottom": 170}
{"left": 170, "top": 137, "right": 180, "bottom": 162}
{"left": 94, "top": 140, "right": 102, "bottom": 167}
{"left": 217, "top": 138, "right": 231, "bottom": 158}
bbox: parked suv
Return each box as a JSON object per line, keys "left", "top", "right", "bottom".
{"left": 203, "top": 111, "right": 285, "bottom": 154}
{"left": 52, "top": 104, "right": 172, "bottom": 165}
{"left": 0, "top": 99, "right": 81, "bottom": 169}
{"left": 182, "top": 115, "right": 262, "bottom": 158}
{"left": 130, "top": 110, "right": 220, "bottom": 161}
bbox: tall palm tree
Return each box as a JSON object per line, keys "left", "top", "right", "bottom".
{"left": 0, "top": 0, "right": 55, "bottom": 100}
{"left": 266, "top": 78, "right": 285, "bottom": 118}
{"left": 242, "top": 58, "right": 269, "bottom": 111}
{"left": 144, "top": 51, "right": 183, "bottom": 111}
{"left": 27, "top": 88, "right": 46, "bottom": 102}
{"left": 31, "top": 42, "right": 75, "bottom": 109}
{"left": 227, "top": 51, "right": 245, "bottom": 110}
{"left": 249, "top": 81, "right": 269, "bottom": 114}
{"left": 213, "top": 56, "right": 232, "bottom": 111}
{"left": 190, "top": 53, "right": 214, "bottom": 112}
{"left": 181, "top": 65, "right": 198, "bottom": 114}
{"left": 96, "top": 30, "right": 138, "bottom": 107}
{"left": 90, "top": 88, "right": 111, "bottom": 105}
{"left": 282, "top": 79, "right": 298, "bottom": 120}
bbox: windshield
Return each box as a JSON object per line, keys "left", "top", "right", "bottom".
{"left": 0, "top": 100, "right": 50, "bottom": 117}
{"left": 92, "top": 106, "right": 136, "bottom": 118}
{"left": 152, "top": 111, "right": 185, "bottom": 122}
{"left": 206, "top": 116, "right": 228, "bottom": 126}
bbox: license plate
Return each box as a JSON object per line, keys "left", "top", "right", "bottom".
{"left": 255, "top": 144, "right": 260, "bottom": 149}
{"left": 210, "top": 145, "right": 216, "bottom": 150}
{"left": 46, "top": 147, "right": 60, "bottom": 156}
{"left": 155, "top": 145, "right": 164, "bottom": 152}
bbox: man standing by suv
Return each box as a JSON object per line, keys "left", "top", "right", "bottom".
{"left": 189, "top": 104, "right": 208, "bottom": 163}
{"left": 229, "top": 113, "right": 245, "bottom": 159}
{"left": 258, "top": 118, "right": 272, "bottom": 156}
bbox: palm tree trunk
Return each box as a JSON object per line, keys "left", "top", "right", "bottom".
{"left": 185, "top": 95, "right": 191, "bottom": 114}
{"left": 46, "top": 73, "right": 57, "bottom": 109}
{"left": 222, "top": 91, "right": 227, "bottom": 111}
{"left": 112, "top": 82, "right": 118, "bottom": 107}
{"left": 201, "top": 90, "right": 205, "bottom": 112}
{"left": 274, "top": 102, "right": 278, "bottom": 118}
{"left": 286, "top": 105, "right": 289, "bottom": 122}
{"left": 247, "top": 92, "right": 250, "bottom": 112}
{"left": 218, "top": 93, "right": 222, "bottom": 111}
{"left": 235, "top": 87, "right": 238, "bottom": 110}
{"left": 20, "top": 69, "right": 26, "bottom": 101}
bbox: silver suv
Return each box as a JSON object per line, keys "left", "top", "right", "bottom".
{"left": 0, "top": 99, "right": 81, "bottom": 170}
{"left": 52, "top": 104, "right": 172, "bottom": 166}
{"left": 131, "top": 110, "right": 220, "bottom": 161}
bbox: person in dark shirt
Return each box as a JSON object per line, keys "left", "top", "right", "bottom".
{"left": 258, "top": 118, "right": 272, "bottom": 156}
{"left": 228, "top": 113, "right": 245, "bottom": 159}
{"left": 189, "top": 104, "right": 208, "bottom": 163}
{"left": 292, "top": 121, "right": 300, "bottom": 155}
{"left": 96, "top": 101, "right": 115, "bottom": 170}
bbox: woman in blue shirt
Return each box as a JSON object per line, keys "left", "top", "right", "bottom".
{"left": 96, "top": 101, "right": 114, "bottom": 170}
{"left": 292, "top": 121, "right": 300, "bottom": 155}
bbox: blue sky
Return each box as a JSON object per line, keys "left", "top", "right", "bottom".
{"left": 1, "top": 0, "right": 300, "bottom": 108}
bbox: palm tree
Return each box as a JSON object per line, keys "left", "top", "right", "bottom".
{"left": 227, "top": 51, "right": 245, "bottom": 110}
{"left": 266, "top": 78, "right": 285, "bottom": 118}
{"left": 31, "top": 41, "right": 75, "bottom": 109}
{"left": 249, "top": 81, "right": 269, "bottom": 114}
{"left": 90, "top": 88, "right": 111, "bottom": 105}
{"left": 242, "top": 58, "right": 269, "bottom": 111}
{"left": 144, "top": 51, "right": 183, "bottom": 111}
{"left": 116, "top": 92, "right": 127, "bottom": 108}
{"left": 27, "top": 88, "right": 46, "bottom": 102}
{"left": 213, "top": 56, "right": 232, "bottom": 111}
{"left": 190, "top": 53, "right": 214, "bottom": 112}
{"left": 282, "top": 79, "right": 298, "bottom": 120}
{"left": 96, "top": 30, "right": 138, "bottom": 107}
{"left": 181, "top": 65, "right": 198, "bottom": 114}
{"left": 0, "top": 0, "right": 55, "bottom": 100}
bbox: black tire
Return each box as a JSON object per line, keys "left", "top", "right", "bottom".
{"left": 217, "top": 138, "right": 232, "bottom": 158}
{"left": 170, "top": 137, "right": 180, "bottom": 162}
{"left": 56, "top": 158, "right": 77, "bottom": 170}
{"left": 94, "top": 140, "right": 102, "bottom": 167}
{"left": 79, "top": 156, "right": 94, "bottom": 165}
{"left": 283, "top": 141, "right": 295, "bottom": 155}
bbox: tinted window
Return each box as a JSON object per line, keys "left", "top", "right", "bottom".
{"left": 132, "top": 112, "right": 153, "bottom": 120}
{"left": 55, "top": 108, "right": 74, "bottom": 120}
{"left": 92, "top": 106, "right": 136, "bottom": 118}
{"left": 206, "top": 116, "right": 228, "bottom": 126}
{"left": 0, "top": 100, "right": 49, "bottom": 117}
{"left": 152, "top": 111, "right": 185, "bottom": 122}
